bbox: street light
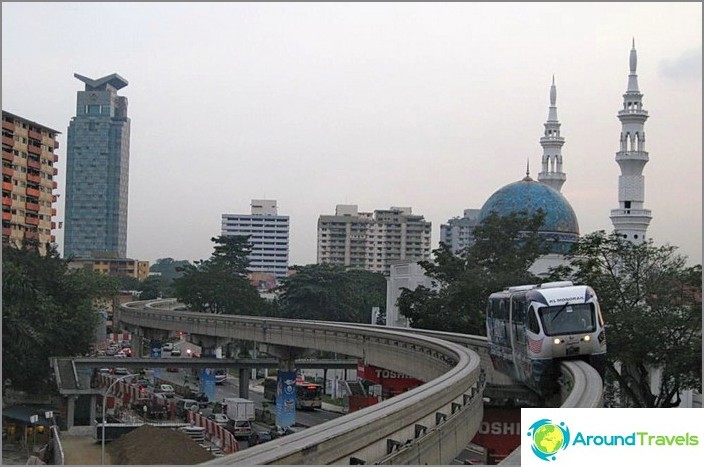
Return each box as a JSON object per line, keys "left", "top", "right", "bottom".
{"left": 101, "top": 373, "right": 137, "bottom": 465}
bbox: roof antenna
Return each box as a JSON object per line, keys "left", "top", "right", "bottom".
{"left": 526, "top": 158, "right": 530, "bottom": 177}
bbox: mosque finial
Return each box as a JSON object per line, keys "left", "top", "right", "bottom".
{"left": 522, "top": 158, "right": 533, "bottom": 181}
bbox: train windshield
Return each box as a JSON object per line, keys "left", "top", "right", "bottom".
{"left": 538, "top": 303, "right": 595, "bottom": 336}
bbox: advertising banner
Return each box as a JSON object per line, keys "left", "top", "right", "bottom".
{"left": 200, "top": 368, "right": 217, "bottom": 402}
{"left": 275, "top": 371, "right": 297, "bottom": 428}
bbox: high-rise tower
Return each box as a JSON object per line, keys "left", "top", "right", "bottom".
{"left": 610, "top": 41, "right": 651, "bottom": 244}
{"left": 537, "top": 76, "right": 566, "bottom": 192}
{"left": 64, "top": 73, "right": 130, "bottom": 259}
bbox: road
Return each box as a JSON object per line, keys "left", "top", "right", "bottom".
{"left": 157, "top": 368, "right": 344, "bottom": 429}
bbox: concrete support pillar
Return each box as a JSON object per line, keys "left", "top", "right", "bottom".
{"left": 66, "top": 396, "right": 76, "bottom": 430}
{"left": 238, "top": 368, "right": 250, "bottom": 399}
{"left": 89, "top": 395, "right": 97, "bottom": 426}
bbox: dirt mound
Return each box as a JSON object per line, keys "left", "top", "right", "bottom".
{"left": 107, "top": 424, "right": 215, "bottom": 465}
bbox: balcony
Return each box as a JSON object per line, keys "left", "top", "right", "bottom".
{"left": 2, "top": 120, "right": 14, "bottom": 132}
{"left": 54, "top": 140, "right": 59, "bottom": 150}
{"left": 51, "top": 208, "right": 56, "bottom": 216}
{"left": 51, "top": 221, "right": 56, "bottom": 229}
{"left": 2, "top": 181, "right": 13, "bottom": 192}
{"left": 2, "top": 211, "right": 11, "bottom": 221}
{"left": 2, "top": 135, "right": 14, "bottom": 147}
{"left": 28, "top": 130, "right": 42, "bottom": 141}
{"left": 26, "top": 217, "right": 40, "bottom": 227}
{"left": 26, "top": 187, "right": 40, "bottom": 198}
{"left": 2, "top": 148, "right": 13, "bottom": 162}
{"left": 52, "top": 181, "right": 57, "bottom": 189}
{"left": 26, "top": 202, "right": 40, "bottom": 212}
{"left": 27, "top": 173, "right": 41, "bottom": 184}
{"left": 2, "top": 227, "right": 10, "bottom": 237}
{"left": 25, "top": 230, "right": 39, "bottom": 239}
{"left": 27, "top": 145, "right": 41, "bottom": 156}
{"left": 2, "top": 166, "right": 13, "bottom": 177}
{"left": 53, "top": 167, "right": 58, "bottom": 176}
{"left": 27, "top": 159, "right": 41, "bottom": 170}
{"left": 2, "top": 197, "right": 11, "bottom": 207}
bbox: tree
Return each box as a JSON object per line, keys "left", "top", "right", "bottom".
{"left": 172, "top": 236, "right": 265, "bottom": 315}
{"left": 276, "top": 264, "right": 386, "bottom": 323}
{"left": 546, "top": 231, "right": 702, "bottom": 407}
{"left": 2, "top": 243, "right": 119, "bottom": 393}
{"left": 398, "top": 211, "right": 548, "bottom": 334}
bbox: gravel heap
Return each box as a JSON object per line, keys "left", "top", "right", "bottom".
{"left": 107, "top": 424, "right": 216, "bottom": 465}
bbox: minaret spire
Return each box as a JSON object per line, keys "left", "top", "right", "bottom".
{"left": 537, "top": 75, "right": 566, "bottom": 192}
{"left": 610, "top": 40, "right": 651, "bottom": 244}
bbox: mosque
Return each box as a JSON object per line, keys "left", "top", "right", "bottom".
{"left": 477, "top": 40, "right": 650, "bottom": 275}
{"left": 387, "top": 41, "right": 652, "bottom": 325}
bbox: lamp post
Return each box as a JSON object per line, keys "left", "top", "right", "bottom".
{"left": 101, "top": 373, "right": 137, "bottom": 465}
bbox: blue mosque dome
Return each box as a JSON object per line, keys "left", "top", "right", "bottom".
{"left": 478, "top": 175, "right": 580, "bottom": 253}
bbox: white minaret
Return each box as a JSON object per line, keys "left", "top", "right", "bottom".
{"left": 610, "top": 40, "right": 651, "bottom": 243}
{"left": 537, "top": 76, "right": 566, "bottom": 192}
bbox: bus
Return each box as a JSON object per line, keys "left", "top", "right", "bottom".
{"left": 263, "top": 377, "right": 324, "bottom": 410}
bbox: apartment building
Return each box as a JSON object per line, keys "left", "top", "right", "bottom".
{"left": 439, "top": 208, "right": 481, "bottom": 254}
{"left": 1, "top": 110, "right": 60, "bottom": 255}
{"left": 221, "top": 199, "right": 290, "bottom": 280}
{"left": 68, "top": 256, "right": 150, "bottom": 281}
{"left": 317, "top": 205, "right": 432, "bottom": 274}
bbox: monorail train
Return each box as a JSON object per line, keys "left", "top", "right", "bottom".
{"left": 486, "top": 281, "right": 607, "bottom": 396}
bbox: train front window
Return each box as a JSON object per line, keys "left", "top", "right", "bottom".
{"left": 538, "top": 303, "right": 595, "bottom": 336}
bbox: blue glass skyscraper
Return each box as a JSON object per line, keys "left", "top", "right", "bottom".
{"left": 64, "top": 73, "right": 130, "bottom": 259}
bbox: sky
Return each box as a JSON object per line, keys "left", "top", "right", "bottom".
{"left": 2, "top": 2, "right": 702, "bottom": 267}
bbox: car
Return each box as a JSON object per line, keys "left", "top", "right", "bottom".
{"left": 155, "top": 384, "right": 175, "bottom": 397}
{"left": 113, "top": 367, "right": 130, "bottom": 375}
{"left": 214, "top": 370, "right": 227, "bottom": 384}
{"left": 247, "top": 431, "right": 273, "bottom": 446}
{"left": 162, "top": 342, "right": 174, "bottom": 352}
{"left": 269, "top": 425, "right": 295, "bottom": 438}
{"left": 170, "top": 348, "right": 182, "bottom": 357}
{"left": 166, "top": 367, "right": 179, "bottom": 372}
{"left": 206, "top": 413, "right": 229, "bottom": 427}
{"left": 225, "top": 419, "right": 252, "bottom": 439}
{"left": 115, "top": 350, "right": 127, "bottom": 358}
{"left": 175, "top": 399, "right": 200, "bottom": 419}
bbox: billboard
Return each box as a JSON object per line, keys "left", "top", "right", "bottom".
{"left": 275, "top": 370, "right": 297, "bottom": 428}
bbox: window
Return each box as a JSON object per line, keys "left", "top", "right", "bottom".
{"left": 527, "top": 307, "right": 540, "bottom": 334}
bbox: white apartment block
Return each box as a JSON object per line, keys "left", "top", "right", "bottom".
{"left": 439, "top": 208, "right": 481, "bottom": 254}
{"left": 317, "top": 205, "right": 432, "bottom": 274}
{"left": 221, "top": 199, "right": 289, "bottom": 279}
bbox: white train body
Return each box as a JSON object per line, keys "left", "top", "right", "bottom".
{"left": 486, "top": 281, "right": 607, "bottom": 395}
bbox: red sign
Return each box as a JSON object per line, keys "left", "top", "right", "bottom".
{"left": 470, "top": 407, "right": 521, "bottom": 464}
{"left": 356, "top": 361, "right": 423, "bottom": 395}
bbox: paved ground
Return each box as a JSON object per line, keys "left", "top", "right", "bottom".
{"left": 60, "top": 433, "right": 113, "bottom": 465}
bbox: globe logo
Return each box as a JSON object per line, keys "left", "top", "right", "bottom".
{"left": 527, "top": 419, "right": 571, "bottom": 461}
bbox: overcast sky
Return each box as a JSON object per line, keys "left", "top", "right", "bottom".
{"left": 2, "top": 3, "right": 701, "bottom": 267}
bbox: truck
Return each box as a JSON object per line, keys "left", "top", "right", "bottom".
{"left": 217, "top": 397, "right": 255, "bottom": 421}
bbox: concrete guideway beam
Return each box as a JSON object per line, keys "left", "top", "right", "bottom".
{"left": 118, "top": 300, "right": 484, "bottom": 464}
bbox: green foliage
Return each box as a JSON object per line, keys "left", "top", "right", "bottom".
{"left": 276, "top": 263, "right": 386, "bottom": 323}
{"left": 547, "top": 231, "right": 702, "bottom": 407}
{"left": 398, "top": 211, "right": 547, "bottom": 334}
{"left": 2, "top": 244, "right": 119, "bottom": 393}
{"left": 172, "top": 236, "right": 266, "bottom": 315}
{"left": 144, "top": 257, "right": 192, "bottom": 298}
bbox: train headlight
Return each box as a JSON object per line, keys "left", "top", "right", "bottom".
{"left": 553, "top": 338, "right": 561, "bottom": 345}
{"left": 583, "top": 335, "right": 591, "bottom": 342}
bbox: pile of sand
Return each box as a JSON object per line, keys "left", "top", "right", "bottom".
{"left": 107, "top": 424, "right": 215, "bottom": 465}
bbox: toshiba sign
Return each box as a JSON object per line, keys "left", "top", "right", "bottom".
{"left": 356, "top": 361, "right": 423, "bottom": 394}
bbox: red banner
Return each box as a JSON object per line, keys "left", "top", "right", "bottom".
{"left": 356, "top": 361, "right": 423, "bottom": 395}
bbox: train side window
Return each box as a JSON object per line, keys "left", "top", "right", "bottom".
{"left": 527, "top": 308, "right": 540, "bottom": 334}
{"left": 512, "top": 296, "right": 526, "bottom": 324}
